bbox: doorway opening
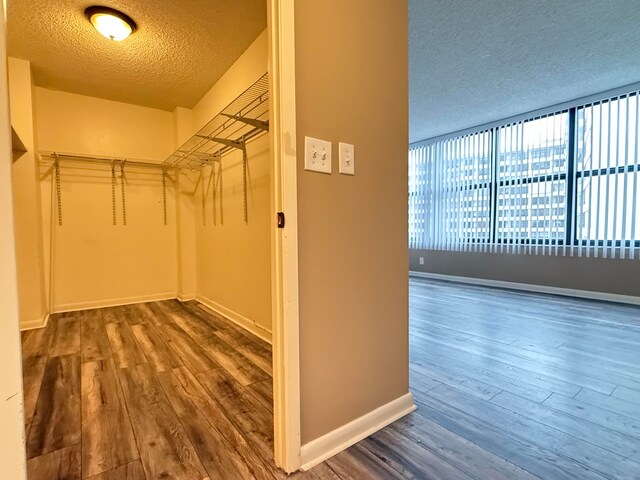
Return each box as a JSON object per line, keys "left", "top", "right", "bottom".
{"left": 7, "top": 0, "right": 301, "bottom": 477}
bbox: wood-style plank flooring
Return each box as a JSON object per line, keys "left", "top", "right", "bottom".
{"left": 22, "top": 281, "right": 640, "bottom": 479}
{"left": 327, "top": 278, "right": 640, "bottom": 479}
{"left": 397, "top": 278, "right": 640, "bottom": 480}
{"left": 22, "top": 300, "right": 294, "bottom": 480}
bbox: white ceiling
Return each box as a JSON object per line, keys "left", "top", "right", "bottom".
{"left": 7, "top": 0, "right": 266, "bottom": 110}
{"left": 410, "top": 0, "right": 640, "bottom": 143}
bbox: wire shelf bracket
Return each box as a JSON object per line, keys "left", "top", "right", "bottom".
{"left": 220, "top": 113, "right": 269, "bottom": 132}
{"left": 195, "top": 135, "right": 245, "bottom": 150}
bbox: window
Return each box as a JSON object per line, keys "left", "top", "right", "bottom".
{"left": 409, "top": 89, "right": 640, "bottom": 259}
{"left": 575, "top": 95, "right": 640, "bottom": 257}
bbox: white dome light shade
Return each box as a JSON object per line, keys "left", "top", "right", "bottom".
{"left": 85, "top": 6, "right": 137, "bottom": 41}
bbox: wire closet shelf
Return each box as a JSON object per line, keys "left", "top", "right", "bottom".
{"left": 163, "top": 72, "right": 269, "bottom": 170}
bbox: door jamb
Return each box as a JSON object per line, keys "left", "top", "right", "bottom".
{"left": 268, "top": 0, "right": 301, "bottom": 473}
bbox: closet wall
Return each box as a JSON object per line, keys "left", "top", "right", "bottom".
{"left": 8, "top": 57, "right": 47, "bottom": 328}
{"left": 189, "top": 30, "right": 272, "bottom": 340}
{"left": 35, "top": 88, "right": 179, "bottom": 312}
{"left": 196, "top": 135, "right": 272, "bottom": 339}
{"left": 10, "top": 29, "right": 272, "bottom": 337}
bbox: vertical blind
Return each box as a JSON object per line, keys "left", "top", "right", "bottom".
{"left": 409, "top": 131, "right": 491, "bottom": 251}
{"left": 409, "top": 90, "right": 640, "bottom": 259}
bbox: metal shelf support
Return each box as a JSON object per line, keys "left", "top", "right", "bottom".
{"left": 195, "top": 135, "right": 245, "bottom": 150}
{"left": 54, "top": 154, "right": 62, "bottom": 226}
{"left": 221, "top": 113, "right": 269, "bottom": 132}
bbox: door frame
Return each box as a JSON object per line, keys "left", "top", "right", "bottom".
{"left": 0, "top": 3, "right": 29, "bottom": 479}
{"left": 268, "top": 0, "right": 301, "bottom": 474}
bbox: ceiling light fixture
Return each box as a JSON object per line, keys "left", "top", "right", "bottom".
{"left": 85, "top": 6, "right": 137, "bottom": 41}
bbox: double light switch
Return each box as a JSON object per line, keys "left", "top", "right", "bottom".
{"left": 304, "top": 136, "right": 332, "bottom": 174}
{"left": 305, "top": 136, "right": 355, "bottom": 175}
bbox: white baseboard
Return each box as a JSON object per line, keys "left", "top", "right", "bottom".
{"left": 20, "top": 313, "right": 50, "bottom": 331}
{"left": 300, "top": 392, "right": 416, "bottom": 471}
{"left": 177, "top": 293, "right": 196, "bottom": 302}
{"left": 410, "top": 271, "right": 640, "bottom": 306}
{"left": 53, "top": 292, "right": 177, "bottom": 313}
{"left": 196, "top": 295, "right": 272, "bottom": 344}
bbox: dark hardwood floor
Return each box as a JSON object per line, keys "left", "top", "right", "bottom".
{"left": 22, "top": 300, "right": 295, "bottom": 480}
{"left": 21, "top": 280, "right": 640, "bottom": 479}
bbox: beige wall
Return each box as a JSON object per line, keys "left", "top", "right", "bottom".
{"left": 411, "top": 249, "right": 640, "bottom": 297}
{"left": 34, "top": 88, "right": 179, "bottom": 311}
{"left": 295, "top": 0, "right": 410, "bottom": 444}
{"left": 173, "top": 106, "right": 194, "bottom": 146}
{"left": 35, "top": 87, "right": 175, "bottom": 161}
{"left": 8, "top": 57, "right": 47, "bottom": 327}
{"left": 195, "top": 135, "right": 272, "bottom": 335}
{"left": 175, "top": 168, "right": 198, "bottom": 301}
{"left": 191, "top": 29, "right": 268, "bottom": 133}
{"left": 189, "top": 28, "right": 272, "bottom": 338}
{"left": 172, "top": 107, "right": 197, "bottom": 300}
{"left": 0, "top": 5, "right": 27, "bottom": 478}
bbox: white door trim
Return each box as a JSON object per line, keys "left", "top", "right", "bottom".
{"left": 0, "top": 4, "right": 28, "bottom": 478}
{"left": 268, "top": 0, "right": 301, "bottom": 473}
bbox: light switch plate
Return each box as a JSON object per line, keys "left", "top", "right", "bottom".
{"left": 305, "top": 136, "right": 332, "bottom": 174}
{"left": 339, "top": 142, "right": 355, "bottom": 175}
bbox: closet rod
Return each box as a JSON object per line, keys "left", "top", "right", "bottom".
{"left": 40, "top": 151, "right": 173, "bottom": 170}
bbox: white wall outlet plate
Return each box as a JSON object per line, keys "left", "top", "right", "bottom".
{"left": 419, "top": 256, "right": 425, "bottom": 265}
{"left": 305, "top": 136, "right": 332, "bottom": 174}
{"left": 339, "top": 142, "right": 355, "bottom": 175}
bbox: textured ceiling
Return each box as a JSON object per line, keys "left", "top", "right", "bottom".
{"left": 410, "top": 0, "right": 640, "bottom": 143}
{"left": 7, "top": 0, "right": 266, "bottom": 110}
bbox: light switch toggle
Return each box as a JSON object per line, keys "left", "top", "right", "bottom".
{"left": 339, "top": 142, "right": 355, "bottom": 175}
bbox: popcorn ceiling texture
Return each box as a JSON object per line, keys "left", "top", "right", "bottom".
{"left": 409, "top": 0, "right": 640, "bottom": 143}
{"left": 7, "top": 0, "right": 266, "bottom": 110}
